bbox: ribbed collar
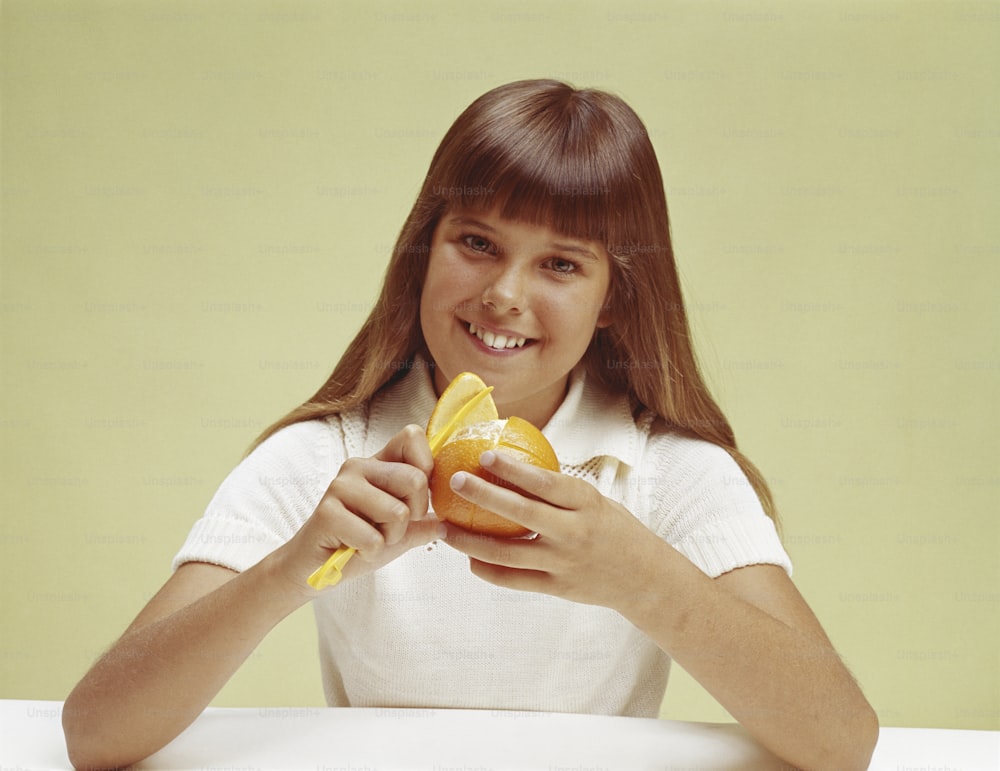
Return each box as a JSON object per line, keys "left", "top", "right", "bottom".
{"left": 365, "top": 357, "right": 643, "bottom": 469}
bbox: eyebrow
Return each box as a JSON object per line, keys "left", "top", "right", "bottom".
{"left": 447, "top": 216, "right": 600, "bottom": 261}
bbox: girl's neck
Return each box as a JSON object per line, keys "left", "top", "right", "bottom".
{"left": 493, "top": 379, "right": 569, "bottom": 430}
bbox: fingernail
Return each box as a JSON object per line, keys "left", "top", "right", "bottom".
{"left": 435, "top": 523, "right": 448, "bottom": 540}
{"left": 480, "top": 450, "right": 496, "bottom": 467}
{"left": 450, "top": 471, "right": 467, "bottom": 491}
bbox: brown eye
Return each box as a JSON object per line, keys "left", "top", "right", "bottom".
{"left": 549, "top": 257, "right": 579, "bottom": 274}
{"left": 463, "top": 235, "right": 493, "bottom": 253}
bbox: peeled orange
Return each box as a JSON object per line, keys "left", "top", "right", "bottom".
{"left": 427, "top": 374, "right": 560, "bottom": 537}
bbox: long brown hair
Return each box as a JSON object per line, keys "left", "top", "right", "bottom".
{"left": 253, "top": 79, "right": 777, "bottom": 523}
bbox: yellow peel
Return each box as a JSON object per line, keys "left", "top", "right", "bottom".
{"left": 425, "top": 372, "right": 498, "bottom": 454}
{"left": 427, "top": 385, "right": 496, "bottom": 457}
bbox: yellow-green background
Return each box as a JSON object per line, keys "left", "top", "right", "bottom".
{"left": 2, "top": 0, "right": 997, "bottom": 731}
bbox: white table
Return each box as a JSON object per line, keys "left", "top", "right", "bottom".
{"left": 2, "top": 700, "right": 997, "bottom": 770}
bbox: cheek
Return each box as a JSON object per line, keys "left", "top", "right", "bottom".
{"left": 542, "top": 290, "right": 604, "bottom": 330}
{"left": 421, "top": 254, "right": 455, "bottom": 308}
{"left": 536, "top": 292, "right": 608, "bottom": 354}
{"left": 428, "top": 252, "right": 484, "bottom": 304}
{"left": 422, "top": 255, "right": 475, "bottom": 331}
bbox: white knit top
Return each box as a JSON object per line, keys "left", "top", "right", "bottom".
{"left": 174, "top": 360, "right": 791, "bottom": 717}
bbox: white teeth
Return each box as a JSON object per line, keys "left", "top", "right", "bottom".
{"left": 468, "top": 323, "right": 527, "bottom": 350}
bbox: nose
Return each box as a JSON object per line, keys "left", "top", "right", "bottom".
{"left": 481, "top": 264, "right": 525, "bottom": 313}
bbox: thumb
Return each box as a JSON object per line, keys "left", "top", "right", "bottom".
{"left": 361, "top": 519, "right": 447, "bottom": 573}
{"left": 399, "top": 518, "right": 448, "bottom": 551}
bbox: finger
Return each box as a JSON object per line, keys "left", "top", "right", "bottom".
{"left": 442, "top": 523, "right": 540, "bottom": 571}
{"left": 334, "top": 482, "right": 410, "bottom": 546}
{"left": 347, "top": 519, "right": 448, "bottom": 576}
{"left": 338, "top": 457, "right": 430, "bottom": 528}
{"left": 448, "top": 466, "right": 561, "bottom": 536}
{"left": 333, "top": 463, "right": 411, "bottom": 522}
{"left": 376, "top": 424, "right": 435, "bottom": 477}
{"left": 390, "top": 519, "right": 448, "bottom": 560}
{"left": 479, "top": 450, "right": 588, "bottom": 511}
{"left": 373, "top": 429, "right": 434, "bottom": 521}
{"left": 312, "top": 495, "right": 385, "bottom": 556}
{"left": 467, "top": 558, "right": 552, "bottom": 594}
{"left": 326, "top": 458, "right": 426, "bottom": 548}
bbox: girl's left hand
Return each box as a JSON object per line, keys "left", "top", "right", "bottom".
{"left": 441, "top": 450, "right": 662, "bottom": 609}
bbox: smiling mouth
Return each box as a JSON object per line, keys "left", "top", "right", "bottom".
{"left": 467, "top": 322, "right": 531, "bottom": 351}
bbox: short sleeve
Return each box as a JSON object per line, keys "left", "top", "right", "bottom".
{"left": 646, "top": 434, "right": 792, "bottom": 578}
{"left": 172, "top": 419, "right": 341, "bottom": 573}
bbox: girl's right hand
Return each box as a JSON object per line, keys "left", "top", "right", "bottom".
{"left": 271, "top": 424, "right": 444, "bottom": 595}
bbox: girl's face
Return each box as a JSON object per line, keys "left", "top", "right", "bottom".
{"left": 420, "top": 208, "right": 612, "bottom": 428}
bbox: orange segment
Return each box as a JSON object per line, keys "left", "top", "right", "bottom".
{"left": 498, "top": 416, "right": 560, "bottom": 471}
{"left": 426, "top": 372, "right": 498, "bottom": 457}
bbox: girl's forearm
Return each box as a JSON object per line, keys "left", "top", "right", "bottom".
{"left": 620, "top": 543, "right": 878, "bottom": 770}
{"left": 62, "top": 556, "right": 309, "bottom": 770}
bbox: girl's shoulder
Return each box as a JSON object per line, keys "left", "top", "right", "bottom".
{"left": 637, "top": 416, "right": 781, "bottom": 561}
{"left": 639, "top": 413, "right": 747, "bottom": 486}
{"left": 241, "top": 414, "right": 355, "bottom": 483}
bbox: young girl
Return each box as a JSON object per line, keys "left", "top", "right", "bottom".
{"left": 63, "top": 79, "right": 878, "bottom": 769}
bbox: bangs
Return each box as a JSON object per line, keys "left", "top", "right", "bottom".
{"left": 424, "top": 83, "right": 647, "bottom": 250}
